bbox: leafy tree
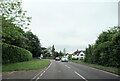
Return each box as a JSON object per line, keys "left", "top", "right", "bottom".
{"left": 42, "top": 47, "right": 52, "bottom": 57}
{"left": 51, "top": 45, "right": 55, "bottom": 56}
{"left": 25, "top": 31, "right": 41, "bottom": 57}
{"left": 59, "top": 51, "right": 64, "bottom": 56}
{"left": 54, "top": 51, "right": 59, "bottom": 57}
{"left": 1, "top": 0, "right": 31, "bottom": 28}
{"left": 85, "top": 26, "right": 120, "bottom": 68}
{"left": 2, "top": 17, "right": 28, "bottom": 48}
{"left": 1, "top": 0, "right": 31, "bottom": 48}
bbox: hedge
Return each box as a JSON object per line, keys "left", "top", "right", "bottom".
{"left": 72, "top": 58, "right": 79, "bottom": 60}
{"left": 2, "top": 43, "right": 32, "bottom": 64}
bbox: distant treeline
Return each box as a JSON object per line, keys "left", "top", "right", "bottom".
{"left": 84, "top": 27, "right": 120, "bottom": 68}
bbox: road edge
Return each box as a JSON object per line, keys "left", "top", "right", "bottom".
{"left": 69, "top": 61, "right": 120, "bottom": 76}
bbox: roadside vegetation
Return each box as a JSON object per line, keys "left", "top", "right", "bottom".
{"left": 2, "top": 43, "right": 32, "bottom": 64}
{"left": 84, "top": 27, "right": 120, "bottom": 68}
{"left": 70, "top": 60, "right": 119, "bottom": 75}
{"left": 2, "top": 59, "right": 50, "bottom": 72}
{"left": 69, "top": 27, "right": 120, "bottom": 75}
{"left": 1, "top": 0, "right": 55, "bottom": 72}
{"left": 1, "top": 0, "right": 119, "bottom": 74}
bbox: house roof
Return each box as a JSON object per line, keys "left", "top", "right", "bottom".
{"left": 72, "top": 50, "right": 85, "bottom": 55}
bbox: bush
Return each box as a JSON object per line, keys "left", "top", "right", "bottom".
{"left": 2, "top": 43, "right": 32, "bottom": 64}
{"left": 72, "top": 58, "right": 78, "bottom": 60}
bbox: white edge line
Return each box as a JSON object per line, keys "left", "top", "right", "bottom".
{"left": 74, "top": 71, "right": 88, "bottom": 81}
{"left": 35, "top": 63, "right": 52, "bottom": 81}
{"left": 39, "top": 63, "right": 52, "bottom": 77}
{"left": 71, "top": 61, "right": 119, "bottom": 77}
{"left": 32, "top": 67, "right": 46, "bottom": 79}
{"left": 89, "top": 67, "right": 120, "bottom": 77}
{"left": 32, "top": 62, "right": 52, "bottom": 80}
{"left": 39, "top": 71, "right": 45, "bottom": 77}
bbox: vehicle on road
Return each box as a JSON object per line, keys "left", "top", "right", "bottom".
{"left": 61, "top": 57, "right": 68, "bottom": 62}
{"left": 55, "top": 57, "right": 60, "bottom": 61}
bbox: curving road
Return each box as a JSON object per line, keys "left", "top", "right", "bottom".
{"left": 34, "top": 60, "right": 119, "bottom": 81}
{"left": 2, "top": 60, "right": 120, "bottom": 81}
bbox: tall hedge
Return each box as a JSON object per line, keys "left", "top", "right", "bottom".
{"left": 2, "top": 43, "right": 32, "bottom": 64}
{"left": 84, "top": 27, "right": 120, "bottom": 68}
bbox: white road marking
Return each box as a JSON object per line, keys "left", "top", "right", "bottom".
{"left": 65, "top": 65, "right": 71, "bottom": 69}
{"left": 39, "top": 71, "right": 45, "bottom": 77}
{"left": 74, "top": 71, "right": 88, "bottom": 81}
{"left": 70, "top": 61, "right": 119, "bottom": 77}
{"left": 37, "top": 62, "right": 52, "bottom": 79}
{"left": 89, "top": 66, "right": 119, "bottom": 77}
{"left": 32, "top": 62, "right": 52, "bottom": 81}
{"left": 45, "top": 63, "right": 52, "bottom": 71}
{"left": 32, "top": 67, "right": 47, "bottom": 80}
{"left": 35, "top": 77, "right": 39, "bottom": 81}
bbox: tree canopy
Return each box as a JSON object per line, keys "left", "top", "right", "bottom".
{"left": 84, "top": 26, "right": 120, "bottom": 68}
{"left": 1, "top": 0, "right": 42, "bottom": 58}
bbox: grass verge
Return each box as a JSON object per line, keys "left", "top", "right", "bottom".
{"left": 2, "top": 59, "right": 51, "bottom": 72}
{"left": 70, "top": 60, "right": 119, "bottom": 75}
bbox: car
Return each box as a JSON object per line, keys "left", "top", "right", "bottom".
{"left": 61, "top": 57, "right": 68, "bottom": 62}
{"left": 55, "top": 57, "right": 60, "bottom": 61}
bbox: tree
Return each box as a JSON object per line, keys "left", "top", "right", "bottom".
{"left": 42, "top": 47, "right": 52, "bottom": 57}
{"left": 59, "top": 51, "right": 63, "bottom": 56}
{"left": 2, "top": 17, "right": 28, "bottom": 48}
{"left": 1, "top": 0, "right": 31, "bottom": 48}
{"left": 25, "top": 31, "right": 41, "bottom": 57}
{"left": 84, "top": 26, "right": 120, "bottom": 68}
{"left": 51, "top": 45, "right": 55, "bottom": 57}
{"left": 1, "top": 0, "right": 31, "bottom": 28}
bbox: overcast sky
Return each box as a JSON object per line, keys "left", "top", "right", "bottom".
{"left": 22, "top": 0, "right": 118, "bottom": 53}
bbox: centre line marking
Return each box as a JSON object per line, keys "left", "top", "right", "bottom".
{"left": 65, "top": 65, "right": 71, "bottom": 69}
{"left": 74, "top": 71, "right": 88, "bottom": 81}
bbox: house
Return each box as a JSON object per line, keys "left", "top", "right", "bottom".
{"left": 72, "top": 50, "right": 85, "bottom": 60}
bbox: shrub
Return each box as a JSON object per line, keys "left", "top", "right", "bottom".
{"left": 72, "top": 58, "right": 78, "bottom": 60}
{"left": 2, "top": 43, "right": 32, "bottom": 64}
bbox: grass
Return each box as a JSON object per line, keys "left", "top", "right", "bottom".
{"left": 70, "top": 60, "right": 119, "bottom": 75}
{"left": 2, "top": 59, "right": 51, "bottom": 72}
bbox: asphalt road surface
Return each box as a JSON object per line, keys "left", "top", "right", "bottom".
{"left": 32, "top": 60, "right": 119, "bottom": 81}
{"left": 2, "top": 60, "right": 120, "bottom": 81}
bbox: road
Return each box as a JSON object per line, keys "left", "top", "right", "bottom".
{"left": 32, "top": 60, "right": 119, "bottom": 81}
{"left": 2, "top": 60, "right": 120, "bottom": 81}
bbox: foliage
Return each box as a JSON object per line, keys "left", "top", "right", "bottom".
{"left": 68, "top": 54, "right": 72, "bottom": 60}
{"left": 51, "top": 45, "right": 55, "bottom": 56}
{"left": 0, "top": 0, "right": 31, "bottom": 28}
{"left": 1, "top": 0, "right": 31, "bottom": 48}
{"left": 25, "top": 31, "right": 41, "bottom": 57}
{"left": 59, "top": 51, "right": 64, "bottom": 56}
{"left": 42, "top": 47, "right": 52, "bottom": 57}
{"left": 72, "top": 58, "right": 79, "bottom": 60}
{"left": 42, "top": 46, "right": 64, "bottom": 58}
{"left": 84, "top": 26, "right": 120, "bottom": 68}
{"left": 2, "top": 43, "right": 32, "bottom": 64}
{"left": 2, "top": 17, "right": 28, "bottom": 48}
